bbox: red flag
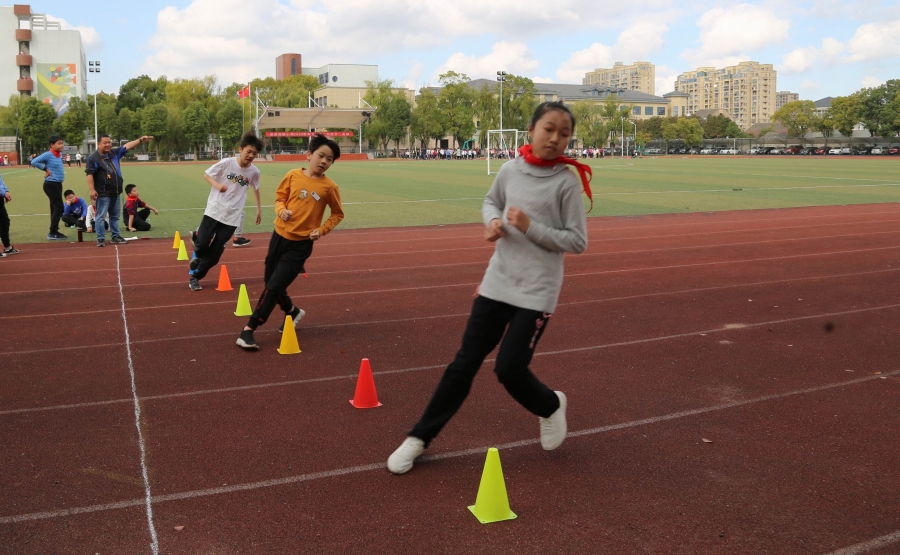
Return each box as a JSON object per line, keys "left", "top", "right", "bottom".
{"left": 238, "top": 86, "right": 250, "bottom": 99}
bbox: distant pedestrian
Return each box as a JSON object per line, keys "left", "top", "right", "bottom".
{"left": 30, "top": 135, "right": 67, "bottom": 241}
{"left": 0, "top": 172, "right": 19, "bottom": 257}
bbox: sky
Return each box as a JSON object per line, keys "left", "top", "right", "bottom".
{"left": 34, "top": 0, "right": 900, "bottom": 100}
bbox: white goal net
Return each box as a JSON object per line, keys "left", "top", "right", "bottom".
{"left": 486, "top": 129, "right": 525, "bottom": 175}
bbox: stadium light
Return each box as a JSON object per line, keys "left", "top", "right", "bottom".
{"left": 497, "top": 71, "right": 507, "bottom": 149}
{"left": 89, "top": 60, "right": 100, "bottom": 152}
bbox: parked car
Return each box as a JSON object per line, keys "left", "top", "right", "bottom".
{"left": 720, "top": 148, "right": 738, "bottom": 155}
{"left": 799, "top": 147, "right": 816, "bottom": 155}
{"left": 769, "top": 148, "right": 783, "bottom": 155}
{"left": 852, "top": 147, "right": 870, "bottom": 155}
{"left": 871, "top": 147, "right": 884, "bottom": 155}
{"left": 828, "top": 148, "right": 842, "bottom": 155}
{"left": 840, "top": 147, "right": 852, "bottom": 155}
{"left": 889, "top": 146, "right": 900, "bottom": 155}
{"left": 784, "top": 146, "right": 803, "bottom": 155}
{"left": 700, "top": 147, "right": 714, "bottom": 154}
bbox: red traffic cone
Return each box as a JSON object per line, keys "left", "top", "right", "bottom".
{"left": 216, "top": 264, "right": 233, "bottom": 291}
{"left": 350, "top": 358, "right": 382, "bottom": 408}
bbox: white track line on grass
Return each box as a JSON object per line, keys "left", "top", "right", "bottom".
{"left": 618, "top": 166, "right": 900, "bottom": 183}
{"left": 597, "top": 182, "right": 900, "bottom": 195}
{"left": 114, "top": 247, "right": 160, "bottom": 555}
{"left": 1, "top": 369, "right": 896, "bottom": 525}
{"left": 824, "top": 531, "right": 900, "bottom": 555}
{"left": 3, "top": 300, "right": 900, "bottom": 416}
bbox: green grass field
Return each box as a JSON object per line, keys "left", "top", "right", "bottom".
{"left": 2, "top": 157, "right": 899, "bottom": 244}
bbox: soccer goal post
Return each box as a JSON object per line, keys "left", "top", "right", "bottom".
{"left": 487, "top": 129, "right": 525, "bottom": 175}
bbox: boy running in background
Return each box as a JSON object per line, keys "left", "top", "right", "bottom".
{"left": 124, "top": 184, "right": 159, "bottom": 232}
{"left": 236, "top": 133, "right": 344, "bottom": 350}
{"left": 188, "top": 132, "right": 263, "bottom": 291}
{"left": 387, "top": 102, "right": 591, "bottom": 474}
{"left": 61, "top": 189, "right": 88, "bottom": 231}
{"left": 0, "top": 172, "right": 18, "bottom": 257}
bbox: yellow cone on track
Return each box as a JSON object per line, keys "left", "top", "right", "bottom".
{"left": 468, "top": 448, "right": 517, "bottom": 524}
{"left": 234, "top": 284, "right": 253, "bottom": 317}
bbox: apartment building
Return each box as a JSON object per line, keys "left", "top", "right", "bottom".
{"left": 674, "top": 61, "right": 776, "bottom": 130}
{"left": 583, "top": 62, "right": 655, "bottom": 95}
{"left": 776, "top": 91, "right": 799, "bottom": 109}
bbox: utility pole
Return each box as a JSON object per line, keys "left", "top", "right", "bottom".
{"left": 88, "top": 60, "right": 100, "bottom": 152}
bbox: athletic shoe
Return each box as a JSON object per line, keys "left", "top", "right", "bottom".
{"left": 97, "top": 238, "right": 106, "bottom": 248}
{"left": 0, "top": 252, "right": 5, "bottom": 258}
{"left": 278, "top": 307, "right": 306, "bottom": 333}
{"left": 3, "top": 246, "right": 18, "bottom": 255}
{"left": 539, "top": 391, "right": 567, "bottom": 451}
{"left": 110, "top": 236, "right": 127, "bottom": 244}
{"left": 236, "top": 329, "right": 259, "bottom": 350}
{"left": 189, "top": 277, "right": 202, "bottom": 291}
{"left": 47, "top": 232, "right": 67, "bottom": 241}
{"left": 189, "top": 256, "right": 200, "bottom": 274}
{"left": 387, "top": 437, "right": 425, "bottom": 475}
{"left": 232, "top": 237, "right": 251, "bottom": 247}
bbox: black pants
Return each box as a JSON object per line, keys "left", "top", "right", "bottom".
{"left": 128, "top": 208, "right": 152, "bottom": 231}
{"left": 408, "top": 296, "right": 560, "bottom": 446}
{"left": 193, "top": 215, "right": 236, "bottom": 280}
{"left": 61, "top": 215, "right": 86, "bottom": 231}
{"left": 0, "top": 197, "right": 9, "bottom": 248}
{"left": 247, "top": 232, "right": 313, "bottom": 329}
{"left": 43, "top": 181, "right": 63, "bottom": 234}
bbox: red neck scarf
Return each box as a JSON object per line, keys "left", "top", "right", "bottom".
{"left": 518, "top": 144, "right": 593, "bottom": 212}
{"left": 51, "top": 150, "right": 61, "bottom": 158}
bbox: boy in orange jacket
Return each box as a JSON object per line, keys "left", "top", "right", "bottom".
{"left": 236, "top": 133, "right": 344, "bottom": 350}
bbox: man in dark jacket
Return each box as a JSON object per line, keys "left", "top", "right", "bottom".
{"left": 85, "top": 133, "right": 152, "bottom": 247}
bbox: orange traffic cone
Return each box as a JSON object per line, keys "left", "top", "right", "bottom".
{"left": 216, "top": 265, "right": 233, "bottom": 291}
{"left": 349, "top": 358, "right": 382, "bottom": 408}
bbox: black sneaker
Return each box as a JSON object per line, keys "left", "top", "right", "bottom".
{"left": 236, "top": 329, "right": 259, "bottom": 350}
{"left": 189, "top": 256, "right": 200, "bottom": 273}
{"left": 97, "top": 238, "right": 106, "bottom": 248}
{"left": 189, "top": 277, "right": 202, "bottom": 291}
{"left": 232, "top": 237, "right": 251, "bottom": 247}
{"left": 47, "top": 232, "right": 67, "bottom": 241}
{"left": 110, "top": 236, "right": 127, "bottom": 244}
{"left": 278, "top": 307, "right": 306, "bottom": 333}
{"left": 3, "top": 246, "right": 18, "bottom": 255}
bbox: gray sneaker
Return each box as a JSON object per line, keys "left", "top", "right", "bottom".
{"left": 189, "top": 277, "right": 202, "bottom": 291}
{"left": 110, "top": 236, "right": 127, "bottom": 244}
{"left": 387, "top": 437, "right": 425, "bottom": 475}
{"left": 539, "top": 391, "right": 567, "bottom": 451}
{"left": 97, "top": 238, "right": 106, "bottom": 248}
{"left": 278, "top": 307, "right": 306, "bottom": 333}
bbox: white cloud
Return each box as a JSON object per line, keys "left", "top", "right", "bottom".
{"left": 532, "top": 76, "right": 554, "bottom": 84}
{"left": 433, "top": 42, "right": 539, "bottom": 82}
{"left": 682, "top": 4, "right": 790, "bottom": 67}
{"left": 51, "top": 15, "right": 103, "bottom": 52}
{"left": 400, "top": 62, "right": 425, "bottom": 91}
{"left": 778, "top": 37, "right": 844, "bottom": 74}
{"left": 801, "top": 79, "right": 819, "bottom": 91}
{"left": 844, "top": 20, "right": 900, "bottom": 62}
{"left": 555, "top": 20, "right": 668, "bottom": 83}
{"left": 140, "top": 0, "right": 662, "bottom": 83}
{"left": 861, "top": 76, "right": 885, "bottom": 88}
{"left": 654, "top": 65, "right": 680, "bottom": 95}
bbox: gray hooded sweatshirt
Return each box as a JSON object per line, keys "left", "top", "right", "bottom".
{"left": 479, "top": 157, "right": 589, "bottom": 313}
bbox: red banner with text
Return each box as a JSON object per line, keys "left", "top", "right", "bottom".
{"left": 264, "top": 131, "right": 355, "bottom": 138}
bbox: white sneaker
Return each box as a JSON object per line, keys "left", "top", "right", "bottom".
{"left": 539, "top": 391, "right": 567, "bottom": 451}
{"left": 387, "top": 437, "right": 425, "bottom": 475}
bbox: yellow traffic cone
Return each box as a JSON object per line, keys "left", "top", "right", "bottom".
{"left": 468, "top": 448, "right": 517, "bottom": 524}
{"left": 172, "top": 230, "right": 181, "bottom": 249}
{"left": 277, "top": 315, "right": 301, "bottom": 354}
{"left": 176, "top": 240, "right": 189, "bottom": 261}
{"left": 234, "top": 284, "right": 253, "bottom": 317}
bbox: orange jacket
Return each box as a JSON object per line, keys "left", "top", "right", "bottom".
{"left": 273, "top": 169, "right": 344, "bottom": 240}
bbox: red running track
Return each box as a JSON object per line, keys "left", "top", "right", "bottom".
{"left": 1, "top": 204, "right": 900, "bottom": 554}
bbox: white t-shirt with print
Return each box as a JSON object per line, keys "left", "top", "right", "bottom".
{"left": 203, "top": 157, "right": 260, "bottom": 227}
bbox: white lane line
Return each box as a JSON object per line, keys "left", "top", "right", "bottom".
{"left": 618, "top": 166, "right": 900, "bottom": 183}
{"left": 3, "top": 301, "right": 900, "bottom": 416}
{"left": 1, "top": 369, "right": 896, "bottom": 525}
{"left": 114, "top": 247, "right": 160, "bottom": 555}
{"left": 598, "top": 182, "right": 900, "bottom": 195}
{"left": 824, "top": 530, "right": 900, "bottom": 554}
{"left": 5, "top": 226, "right": 899, "bottom": 279}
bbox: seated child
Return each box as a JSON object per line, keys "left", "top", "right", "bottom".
{"left": 85, "top": 200, "right": 108, "bottom": 233}
{"left": 123, "top": 184, "right": 159, "bottom": 232}
{"left": 61, "top": 189, "right": 88, "bottom": 231}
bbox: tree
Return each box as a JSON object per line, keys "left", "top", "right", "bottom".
{"left": 472, "top": 83, "right": 498, "bottom": 148}
{"left": 635, "top": 131, "right": 652, "bottom": 152}
{"left": 772, "top": 100, "right": 817, "bottom": 138}
{"left": 141, "top": 103, "right": 168, "bottom": 159}
{"left": 362, "top": 79, "right": 405, "bottom": 151}
{"left": 182, "top": 101, "right": 211, "bottom": 159}
{"left": 216, "top": 99, "right": 244, "bottom": 150}
{"left": 437, "top": 71, "right": 476, "bottom": 149}
{"left": 110, "top": 108, "right": 135, "bottom": 143}
{"left": 677, "top": 118, "right": 704, "bottom": 148}
{"left": 810, "top": 112, "right": 835, "bottom": 148}
{"left": 19, "top": 96, "right": 58, "bottom": 154}
{"left": 662, "top": 120, "right": 679, "bottom": 153}
{"left": 116, "top": 75, "right": 168, "bottom": 113}
{"left": 856, "top": 80, "right": 900, "bottom": 137}
{"left": 411, "top": 88, "right": 445, "bottom": 149}
{"left": 57, "top": 96, "right": 91, "bottom": 147}
{"left": 830, "top": 95, "right": 861, "bottom": 138}
{"left": 382, "top": 94, "right": 412, "bottom": 152}
{"left": 0, "top": 94, "right": 24, "bottom": 130}
{"left": 571, "top": 101, "right": 608, "bottom": 148}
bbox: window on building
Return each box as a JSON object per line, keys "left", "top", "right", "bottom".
{"left": 633, "top": 106, "right": 641, "bottom": 116}
{"left": 657, "top": 107, "right": 666, "bottom": 116}
{"left": 645, "top": 106, "right": 653, "bottom": 115}
{"left": 291, "top": 59, "right": 297, "bottom": 76}
{"left": 673, "top": 106, "right": 679, "bottom": 116}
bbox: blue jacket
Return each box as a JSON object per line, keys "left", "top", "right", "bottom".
{"left": 63, "top": 196, "right": 88, "bottom": 218}
{"left": 85, "top": 146, "right": 129, "bottom": 197}
{"left": 31, "top": 151, "right": 66, "bottom": 182}
{"left": 0, "top": 174, "right": 7, "bottom": 196}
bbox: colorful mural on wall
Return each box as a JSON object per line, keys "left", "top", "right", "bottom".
{"left": 36, "top": 63, "right": 78, "bottom": 114}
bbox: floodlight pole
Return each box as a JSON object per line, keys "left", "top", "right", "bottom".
{"left": 497, "top": 71, "right": 506, "bottom": 151}
{"left": 89, "top": 60, "right": 100, "bottom": 152}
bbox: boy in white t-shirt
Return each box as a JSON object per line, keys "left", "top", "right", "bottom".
{"left": 188, "top": 133, "right": 264, "bottom": 291}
